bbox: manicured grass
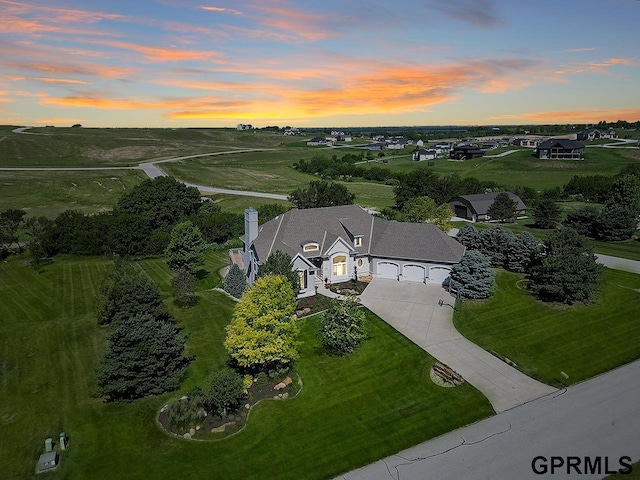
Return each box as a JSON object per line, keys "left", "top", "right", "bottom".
{"left": 454, "top": 269, "right": 640, "bottom": 386}
{"left": 0, "top": 169, "right": 147, "bottom": 217}
{"left": 0, "top": 252, "right": 492, "bottom": 480}
{"left": 208, "top": 194, "right": 292, "bottom": 214}
{"left": 338, "top": 181, "right": 395, "bottom": 210}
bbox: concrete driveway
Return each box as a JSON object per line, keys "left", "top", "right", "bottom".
{"left": 359, "top": 279, "right": 556, "bottom": 413}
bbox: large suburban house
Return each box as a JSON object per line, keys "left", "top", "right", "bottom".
{"left": 242, "top": 205, "right": 465, "bottom": 298}
{"left": 449, "top": 192, "right": 527, "bottom": 222}
{"left": 412, "top": 149, "right": 437, "bottom": 161}
{"left": 450, "top": 144, "right": 485, "bottom": 160}
{"left": 576, "top": 128, "right": 618, "bottom": 141}
{"left": 535, "top": 139, "right": 585, "bottom": 160}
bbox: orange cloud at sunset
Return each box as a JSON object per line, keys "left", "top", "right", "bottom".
{"left": 85, "top": 39, "right": 223, "bottom": 63}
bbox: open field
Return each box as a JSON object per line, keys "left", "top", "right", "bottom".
{"left": 0, "top": 169, "right": 147, "bottom": 218}
{"left": 0, "top": 127, "right": 307, "bottom": 168}
{"left": 454, "top": 269, "right": 640, "bottom": 386}
{"left": 0, "top": 252, "right": 492, "bottom": 480}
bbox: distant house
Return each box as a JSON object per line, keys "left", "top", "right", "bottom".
{"left": 241, "top": 205, "right": 465, "bottom": 297}
{"left": 307, "top": 136, "right": 329, "bottom": 146}
{"left": 577, "top": 128, "right": 618, "bottom": 141}
{"left": 535, "top": 139, "right": 584, "bottom": 160}
{"left": 365, "top": 142, "right": 386, "bottom": 151}
{"left": 237, "top": 124, "right": 253, "bottom": 130}
{"left": 433, "top": 142, "right": 453, "bottom": 154}
{"left": 284, "top": 128, "right": 300, "bottom": 135}
{"left": 481, "top": 141, "right": 499, "bottom": 150}
{"left": 450, "top": 144, "right": 485, "bottom": 160}
{"left": 386, "top": 137, "right": 409, "bottom": 149}
{"left": 412, "top": 149, "right": 437, "bottom": 161}
{"left": 415, "top": 139, "right": 424, "bottom": 147}
{"left": 449, "top": 192, "right": 527, "bottom": 222}
{"left": 514, "top": 138, "right": 541, "bottom": 148}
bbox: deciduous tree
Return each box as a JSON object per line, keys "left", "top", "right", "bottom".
{"left": 257, "top": 250, "right": 300, "bottom": 292}
{"left": 224, "top": 275, "right": 299, "bottom": 372}
{"left": 288, "top": 180, "right": 355, "bottom": 209}
{"left": 319, "top": 295, "right": 367, "bottom": 355}
{"left": 399, "top": 196, "right": 453, "bottom": 232}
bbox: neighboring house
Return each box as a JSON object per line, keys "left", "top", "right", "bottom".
{"left": 415, "top": 139, "right": 424, "bottom": 147}
{"left": 307, "top": 136, "right": 329, "bottom": 146}
{"left": 365, "top": 142, "right": 387, "bottom": 151}
{"left": 284, "top": 128, "right": 300, "bottom": 135}
{"left": 386, "top": 138, "right": 409, "bottom": 149}
{"left": 449, "top": 192, "right": 527, "bottom": 222}
{"left": 535, "top": 139, "right": 584, "bottom": 160}
{"left": 450, "top": 144, "right": 485, "bottom": 160}
{"left": 577, "top": 128, "right": 618, "bottom": 141}
{"left": 241, "top": 205, "right": 465, "bottom": 298}
{"left": 481, "top": 141, "right": 499, "bottom": 150}
{"left": 514, "top": 138, "right": 541, "bottom": 148}
{"left": 434, "top": 142, "right": 453, "bottom": 154}
{"left": 412, "top": 149, "right": 437, "bottom": 161}
{"left": 237, "top": 123, "right": 253, "bottom": 130}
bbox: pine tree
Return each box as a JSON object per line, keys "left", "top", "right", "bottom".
{"left": 165, "top": 220, "right": 207, "bottom": 273}
{"left": 224, "top": 264, "right": 247, "bottom": 299}
{"left": 533, "top": 199, "right": 562, "bottom": 229}
{"left": 96, "top": 313, "right": 190, "bottom": 402}
{"left": 449, "top": 250, "right": 495, "bottom": 300}
{"left": 487, "top": 193, "right": 518, "bottom": 223}
{"left": 257, "top": 250, "right": 300, "bottom": 292}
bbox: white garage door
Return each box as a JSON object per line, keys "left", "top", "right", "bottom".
{"left": 403, "top": 264, "right": 426, "bottom": 282}
{"left": 377, "top": 262, "right": 399, "bottom": 280}
{"left": 429, "top": 266, "right": 451, "bottom": 285}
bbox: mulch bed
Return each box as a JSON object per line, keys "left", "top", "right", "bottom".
{"left": 295, "top": 295, "right": 332, "bottom": 317}
{"left": 328, "top": 280, "right": 369, "bottom": 296}
{"left": 158, "top": 371, "right": 301, "bottom": 440}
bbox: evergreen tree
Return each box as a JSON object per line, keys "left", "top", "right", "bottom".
{"left": 223, "top": 263, "right": 247, "bottom": 299}
{"left": 532, "top": 199, "right": 562, "bottom": 229}
{"left": 595, "top": 204, "right": 637, "bottom": 241}
{"left": 529, "top": 228, "right": 602, "bottom": 304}
{"left": 487, "top": 193, "right": 518, "bottom": 223}
{"left": 449, "top": 250, "right": 495, "bottom": 300}
{"left": 165, "top": 220, "right": 208, "bottom": 273}
{"left": 257, "top": 250, "right": 300, "bottom": 292}
{"left": 482, "top": 227, "right": 515, "bottom": 268}
{"left": 563, "top": 206, "right": 599, "bottom": 237}
{"left": 96, "top": 313, "right": 190, "bottom": 402}
{"left": 224, "top": 275, "right": 299, "bottom": 373}
{"left": 319, "top": 295, "right": 367, "bottom": 355}
{"left": 456, "top": 224, "right": 482, "bottom": 250}
{"left": 507, "top": 231, "right": 542, "bottom": 273}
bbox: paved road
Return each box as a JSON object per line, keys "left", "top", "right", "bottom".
{"left": 596, "top": 254, "right": 640, "bottom": 274}
{"left": 339, "top": 358, "right": 640, "bottom": 480}
{"left": 359, "top": 279, "right": 556, "bottom": 413}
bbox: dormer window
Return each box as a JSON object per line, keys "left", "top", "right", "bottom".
{"left": 303, "top": 242, "right": 319, "bottom": 252}
{"left": 354, "top": 236, "right": 363, "bottom": 247}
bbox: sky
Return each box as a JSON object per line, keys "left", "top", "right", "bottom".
{"left": 1, "top": 0, "right": 639, "bottom": 128}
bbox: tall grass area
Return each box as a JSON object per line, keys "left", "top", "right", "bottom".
{"left": 0, "top": 252, "right": 492, "bottom": 480}
{"left": 454, "top": 269, "right": 640, "bottom": 386}
{"left": 0, "top": 170, "right": 147, "bottom": 218}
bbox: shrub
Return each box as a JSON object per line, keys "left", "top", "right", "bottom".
{"left": 319, "top": 295, "right": 367, "bottom": 355}
{"left": 203, "top": 368, "right": 246, "bottom": 417}
{"left": 449, "top": 250, "right": 495, "bottom": 300}
{"left": 173, "top": 269, "right": 198, "bottom": 307}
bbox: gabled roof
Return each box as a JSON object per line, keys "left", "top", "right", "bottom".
{"left": 537, "top": 139, "right": 584, "bottom": 150}
{"left": 450, "top": 192, "right": 526, "bottom": 215}
{"left": 250, "top": 204, "right": 464, "bottom": 264}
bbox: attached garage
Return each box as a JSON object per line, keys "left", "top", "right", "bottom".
{"left": 403, "top": 264, "right": 426, "bottom": 282}
{"left": 377, "top": 261, "right": 399, "bottom": 280}
{"left": 429, "top": 266, "right": 451, "bottom": 285}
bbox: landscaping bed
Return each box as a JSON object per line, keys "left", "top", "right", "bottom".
{"left": 328, "top": 279, "right": 369, "bottom": 295}
{"left": 295, "top": 294, "right": 332, "bottom": 316}
{"left": 158, "top": 371, "right": 301, "bottom": 440}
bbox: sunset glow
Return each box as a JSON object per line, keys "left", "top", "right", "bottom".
{"left": 1, "top": 0, "right": 639, "bottom": 127}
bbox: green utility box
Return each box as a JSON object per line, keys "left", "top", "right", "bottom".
{"left": 45, "top": 437, "right": 53, "bottom": 452}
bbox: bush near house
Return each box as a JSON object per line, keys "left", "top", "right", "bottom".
{"left": 223, "top": 263, "right": 247, "bottom": 298}
{"left": 319, "top": 295, "right": 367, "bottom": 355}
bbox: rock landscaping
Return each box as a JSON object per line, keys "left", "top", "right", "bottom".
{"left": 158, "top": 372, "right": 301, "bottom": 440}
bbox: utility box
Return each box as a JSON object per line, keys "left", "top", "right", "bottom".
{"left": 37, "top": 451, "right": 58, "bottom": 473}
{"left": 44, "top": 438, "right": 53, "bottom": 452}
{"left": 59, "top": 432, "right": 66, "bottom": 450}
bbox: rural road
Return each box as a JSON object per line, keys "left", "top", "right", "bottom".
{"left": 339, "top": 358, "right": 640, "bottom": 480}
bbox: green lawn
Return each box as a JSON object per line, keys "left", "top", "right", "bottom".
{"left": 0, "top": 169, "right": 147, "bottom": 218}
{"left": 454, "top": 269, "right": 640, "bottom": 386}
{"left": 0, "top": 252, "right": 492, "bottom": 480}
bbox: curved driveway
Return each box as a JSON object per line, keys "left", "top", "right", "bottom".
{"left": 359, "top": 279, "right": 556, "bottom": 413}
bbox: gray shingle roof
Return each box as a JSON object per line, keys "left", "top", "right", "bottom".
{"left": 450, "top": 192, "right": 526, "bottom": 216}
{"left": 251, "top": 205, "right": 463, "bottom": 264}
{"left": 537, "top": 139, "right": 584, "bottom": 150}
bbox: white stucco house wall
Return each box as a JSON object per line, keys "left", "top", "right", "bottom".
{"left": 242, "top": 205, "right": 465, "bottom": 298}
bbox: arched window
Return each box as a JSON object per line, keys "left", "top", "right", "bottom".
{"left": 332, "top": 255, "right": 347, "bottom": 277}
